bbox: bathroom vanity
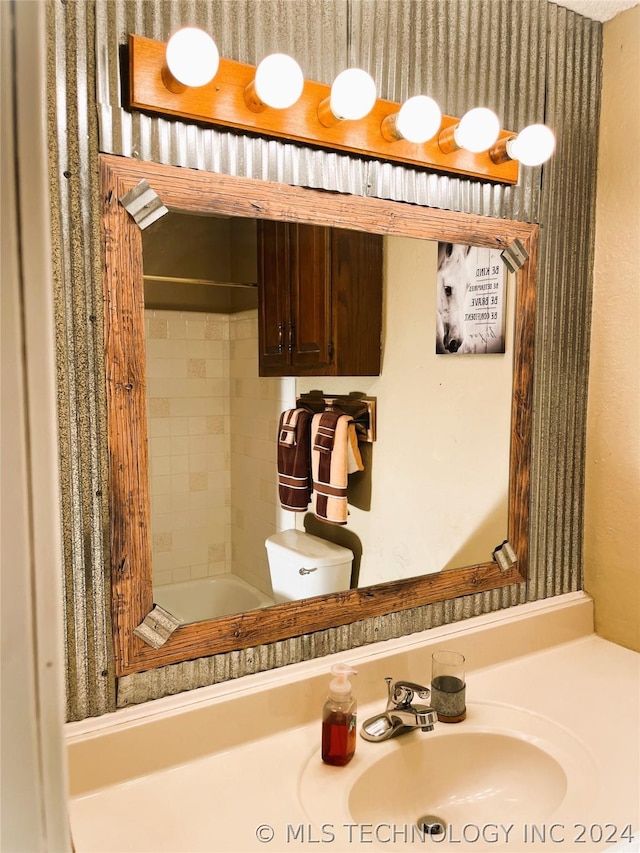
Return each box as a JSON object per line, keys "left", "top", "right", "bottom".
{"left": 66, "top": 593, "right": 639, "bottom": 852}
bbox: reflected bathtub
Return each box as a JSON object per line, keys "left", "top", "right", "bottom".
{"left": 152, "top": 575, "right": 274, "bottom": 624}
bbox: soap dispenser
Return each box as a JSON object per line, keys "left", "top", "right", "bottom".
{"left": 321, "top": 664, "right": 358, "bottom": 766}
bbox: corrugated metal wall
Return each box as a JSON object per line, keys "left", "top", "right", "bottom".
{"left": 48, "top": 0, "right": 601, "bottom": 718}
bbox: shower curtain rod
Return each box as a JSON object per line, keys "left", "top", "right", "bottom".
{"left": 143, "top": 274, "right": 257, "bottom": 289}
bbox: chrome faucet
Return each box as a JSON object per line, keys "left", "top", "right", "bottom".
{"left": 361, "top": 677, "right": 438, "bottom": 742}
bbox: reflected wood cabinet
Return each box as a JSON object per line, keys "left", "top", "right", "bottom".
{"left": 258, "top": 220, "right": 383, "bottom": 376}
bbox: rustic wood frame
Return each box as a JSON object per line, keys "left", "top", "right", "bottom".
{"left": 101, "top": 154, "right": 537, "bottom": 677}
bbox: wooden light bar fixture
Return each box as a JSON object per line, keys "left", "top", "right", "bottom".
{"left": 129, "top": 33, "right": 553, "bottom": 185}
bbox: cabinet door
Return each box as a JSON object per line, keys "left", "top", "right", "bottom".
{"left": 257, "top": 219, "right": 291, "bottom": 373}
{"left": 289, "top": 223, "right": 333, "bottom": 370}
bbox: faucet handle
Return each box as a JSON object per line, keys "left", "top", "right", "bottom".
{"left": 391, "top": 680, "right": 431, "bottom": 706}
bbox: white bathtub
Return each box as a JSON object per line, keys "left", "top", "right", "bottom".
{"left": 152, "top": 575, "right": 274, "bottom": 623}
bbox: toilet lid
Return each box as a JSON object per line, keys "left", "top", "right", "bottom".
{"left": 265, "top": 529, "right": 354, "bottom": 567}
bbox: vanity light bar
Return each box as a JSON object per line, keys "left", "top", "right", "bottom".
{"left": 128, "top": 34, "right": 521, "bottom": 185}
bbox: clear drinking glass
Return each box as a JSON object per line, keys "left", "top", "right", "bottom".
{"left": 431, "top": 650, "right": 466, "bottom": 723}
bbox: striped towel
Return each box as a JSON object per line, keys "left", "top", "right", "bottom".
{"left": 311, "top": 411, "right": 363, "bottom": 525}
{"left": 277, "top": 408, "right": 313, "bottom": 511}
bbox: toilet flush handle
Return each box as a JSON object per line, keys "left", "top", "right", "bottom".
{"left": 299, "top": 566, "right": 318, "bottom": 575}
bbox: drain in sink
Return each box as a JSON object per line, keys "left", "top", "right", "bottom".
{"left": 417, "top": 815, "right": 447, "bottom": 837}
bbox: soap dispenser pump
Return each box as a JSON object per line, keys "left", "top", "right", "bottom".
{"left": 321, "top": 664, "right": 358, "bottom": 766}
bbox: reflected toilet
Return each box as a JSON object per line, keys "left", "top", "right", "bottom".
{"left": 265, "top": 530, "right": 354, "bottom": 603}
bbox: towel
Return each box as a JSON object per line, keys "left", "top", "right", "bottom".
{"left": 311, "top": 411, "right": 363, "bottom": 525}
{"left": 277, "top": 408, "right": 313, "bottom": 511}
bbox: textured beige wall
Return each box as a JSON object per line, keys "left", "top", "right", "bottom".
{"left": 584, "top": 5, "right": 640, "bottom": 651}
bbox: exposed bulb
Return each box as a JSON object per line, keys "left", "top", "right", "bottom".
{"left": 165, "top": 28, "right": 219, "bottom": 88}
{"left": 396, "top": 96, "right": 442, "bottom": 143}
{"left": 330, "top": 69, "right": 377, "bottom": 121}
{"left": 509, "top": 124, "right": 556, "bottom": 166}
{"left": 254, "top": 54, "right": 304, "bottom": 109}
{"left": 455, "top": 107, "right": 501, "bottom": 153}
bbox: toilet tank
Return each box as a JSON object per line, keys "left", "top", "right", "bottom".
{"left": 265, "top": 530, "right": 354, "bottom": 603}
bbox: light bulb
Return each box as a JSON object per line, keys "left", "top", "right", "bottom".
{"left": 329, "top": 69, "right": 377, "bottom": 121}
{"left": 395, "top": 96, "right": 442, "bottom": 143}
{"left": 509, "top": 124, "right": 555, "bottom": 166}
{"left": 454, "top": 107, "right": 501, "bottom": 153}
{"left": 254, "top": 54, "right": 304, "bottom": 109}
{"left": 165, "top": 28, "right": 219, "bottom": 88}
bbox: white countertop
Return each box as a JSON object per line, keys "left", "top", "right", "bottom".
{"left": 67, "top": 595, "right": 639, "bottom": 853}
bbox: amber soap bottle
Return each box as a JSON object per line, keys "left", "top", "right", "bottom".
{"left": 321, "top": 664, "right": 358, "bottom": 766}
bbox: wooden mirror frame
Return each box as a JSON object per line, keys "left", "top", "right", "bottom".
{"left": 101, "top": 153, "right": 537, "bottom": 677}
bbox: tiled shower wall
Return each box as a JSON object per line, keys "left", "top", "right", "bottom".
{"left": 229, "top": 312, "right": 296, "bottom": 595}
{"left": 145, "top": 310, "right": 231, "bottom": 586}
{"left": 145, "top": 307, "right": 294, "bottom": 594}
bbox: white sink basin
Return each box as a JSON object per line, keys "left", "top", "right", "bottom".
{"left": 300, "top": 702, "right": 597, "bottom": 842}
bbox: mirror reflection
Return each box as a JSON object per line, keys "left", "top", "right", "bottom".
{"left": 142, "top": 213, "right": 514, "bottom": 626}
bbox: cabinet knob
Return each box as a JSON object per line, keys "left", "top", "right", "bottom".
{"left": 277, "top": 322, "right": 284, "bottom": 353}
{"left": 288, "top": 321, "right": 295, "bottom": 353}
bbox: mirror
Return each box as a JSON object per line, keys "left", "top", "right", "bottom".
{"left": 142, "top": 217, "right": 514, "bottom": 603}
{"left": 101, "top": 154, "right": 536, "bottom": 677}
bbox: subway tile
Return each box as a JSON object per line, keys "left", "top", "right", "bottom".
{"left": 207, "top": 435, "right": 227, "bottom": 456}
{"left": 187, "top": 378, "right": 208, "bottom": 398}
{"left": 150, "top": 436, "right": 171, "bottom": 457}
{"left": 171, "top": 529, "right": 197, "bottom": 552}
{"left": 187, "top": 339, "right": 206, "bottom": 358}
{"left": 164, "top": 359, "right": 188, "bottom": 379}
{"left": 170, "top": 473, "right": 189, "bottom": 494}
{"left": 207, "top": 472, "right": 226, "bottom": 492}
{"left": 204, "top": 340, "right": 225, "bottom": 360}
{"left": 188, "top": 435, "right": 208, "bottom": 456}
{"left": 185, "top": 318, "right": 205, "bottom": 341}
{"left": 172, "top": 511, "right": 191, "bottom": 531}
{"left": 205, "top": 359, "right": 225, "bottom": 378}
{"left": 172, "top": 566, "right": 191, "bottom": 583}
{"left": 170, "top": 455, "right": 189, "bottom": 475}
{"left": 188, "top": 416, "right": 207, "bottom": 436}
{"left": 171, "top": 492, "right": 191, "bottom": 513}
{"left": 190, "top": 564, "right": 209, "bottom": 580}
{"left": 208, "top": 451, "right": 229, "bottom": 472}
{"left": 148, "top": 397, "right": 171, "bottom": 418}
{"left": 189, "top": 471, "right": 208, "bottom": 491}
{"left": 151, "top": 512, "right": 172, "bottom": 534}
{"left": 189, "top": 509, "right": 208, "bottom": 529}
{"left": 151, "top": 309, "right": 179, "bottom": 321}
{"left": 150, "top": 456, "right": 171, "bottom": 477}
{"left": 148, "top": 318, "right": 168, "bottom": 339}
{"left": 169, "top": 549, "right": 191, "bottom": 570}
{"left": 147, "top": 378, "right": 176, "bottom": 399}
{"left": 188, "top": 491, "right": 210, "bottom": 513}
{"left": 150, "top": 475, "right": 171, "bottom": 496}
{"left": 204, "top": 319, "right": 228, "bottom": 341}
{"left": 167, "top": 316, "right": 187, "bottom": 339}
{"left": 206, "top": 415, "right": 225, "bottom": 434}
{"left": 206, "top": 521, "right": 228, "bottom": 543}
{"left": 187, "top": 358, "right": 206, "bottom": 378}
{"left": 152, "top": 569, "right": 173, "bottom": 588}
{"left": 170, "top": 435, "right": 189, "bottom": 456}
{"left": 170, "top": 417, "right": 190, "bottom": 437}
{"left": 153, "top": 532, "right": 173, "bottom": 553}
{"left": 148, "top": 417, "right": 171, "bottom": 438}
{"left": 205, "top": 396, "right": 226, "bottom": 416}
{"left": 151, "top": 493, "right": 172, "bottom": 516}
{"left": 188, "top": 453, "right": 209, "bottom": 473}
{"left": 208, "top": 543, "right": 226, "bottom": 563}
